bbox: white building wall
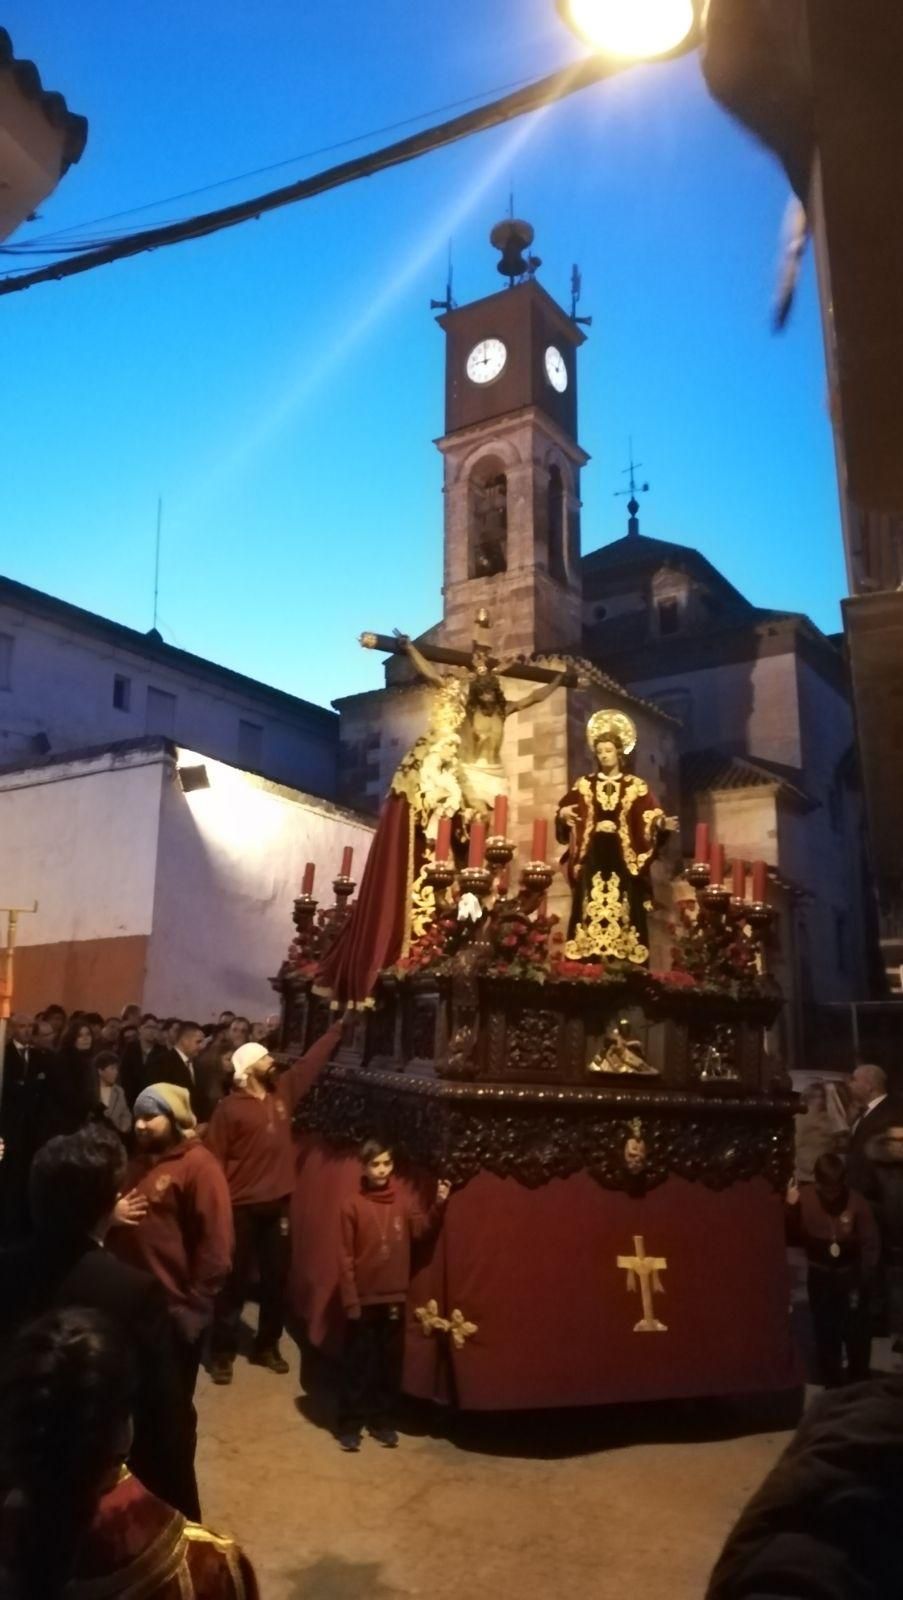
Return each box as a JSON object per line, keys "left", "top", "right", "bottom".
{"left": 145, "top": 748, "right": 375, "bottom": 1020}
{"left": 0, "top": 748, "right": 163, "bottom": 944}
{"left": 0, "top": 600, "right": 337, "bottom": 796}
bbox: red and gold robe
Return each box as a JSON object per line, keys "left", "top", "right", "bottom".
{"left": 556, "top": 771, "right": 665, "bottom": 963}
{"left": 0, "top": 1469, "right": 258, "bottom": 1599}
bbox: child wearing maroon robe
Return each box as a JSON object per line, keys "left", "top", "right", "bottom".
{"left": 337, "top": 1142, "right": 449, "bottom": 1450}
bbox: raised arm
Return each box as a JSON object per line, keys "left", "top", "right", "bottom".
{"left": 393, "top": 630, "right": 445, "bottom": 687}
{"left": 505, "top": 671, "right": 566, "bottom": 716}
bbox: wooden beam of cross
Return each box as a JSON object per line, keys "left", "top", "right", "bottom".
{"left": 616, "top": 1234, "right": 668, "bottom": 1333}
{"left": 360, "top": 631, "right": 586, "bottom": 689}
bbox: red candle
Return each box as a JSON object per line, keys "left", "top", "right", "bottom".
{"left": 710, "top": 842, "right": 725, "bottom": 885}
{"left": 752, "top": 859, "right": 768, "bottom": 903}
{"left": 532, "top": 818, "right": 548, "bottom": 861}
{"left": 694, "top": 822, "right": 710, "bottom": 864}
{"left": 340, "top": 845, "right": 354, "bottom": 879}
{"left": 492, "top": 793, "right": 508, "bottom": 837}
{"left": 435, "top": 816, "right": 452, "bottom": 861}
{"left": 301, "top": 861, "right": 315, "bottom": 896}
{"left": 731, "top": 857, "right": 746, "bottom": 900}
{"left": 468, "top": 820, "right": 486, "bottom": 868}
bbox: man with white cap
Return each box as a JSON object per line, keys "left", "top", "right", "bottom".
{"left": 206, "top": 1041, "right": 298, "bottom": 1382}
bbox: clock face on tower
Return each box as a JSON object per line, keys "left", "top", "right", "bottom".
{"left": 544, "top": 345, "right": 568, "bottom": 393}
{"left": 466, "top": 337, "right": 507, "bottom": 385}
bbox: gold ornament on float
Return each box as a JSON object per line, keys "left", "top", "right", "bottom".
{"left": 586, "top": 709, "right": 637, "bottom": 756}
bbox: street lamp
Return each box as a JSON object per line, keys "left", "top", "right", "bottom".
{"left": 557, "top": 0, "right": 699, "bottom": 61}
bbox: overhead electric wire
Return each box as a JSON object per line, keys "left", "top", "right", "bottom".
{"left": 0, "top": 52, "right": 644, "bottom": 299}
{"left": 8, "top": 70, "right": 543, "bottom": 253}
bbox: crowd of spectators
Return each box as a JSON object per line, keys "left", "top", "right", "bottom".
{"left": 0, "top": 1000, "right": 281, "bottom": 1597}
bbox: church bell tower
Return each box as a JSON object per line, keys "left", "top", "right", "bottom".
{"left": 436, "top": 219, "right": 588, "bottom": 659}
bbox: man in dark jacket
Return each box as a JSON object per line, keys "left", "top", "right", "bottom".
{"left": 0, "top": 1123, "right": 200, "bottom": 1519}
{"left": 154, "top": 1021, "right": 207, "bottom": 1119}
{"left": 118, "top": 1013, "right": 164, "bottom": 1108}
{"left": 847, "top": 1064, "right": 903, "bottom": 1193}
{"left": 0, "top": 1014, "right": 52, "bottom": 1240}
{"left": 707, "top": 1377, "right": 903, "bottom": 1599}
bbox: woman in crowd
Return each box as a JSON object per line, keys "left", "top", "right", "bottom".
{"left": 93, "top": 1050, "right": 132, "bottom": 1137}
{"left": 793, "top": 1080, "right": 839, "bottom": 1184}
{"left": 0, "top": 1308, "right": 259, "bottom": 1600}
{"left": 43, "top": 1020, "right": 97, "bottom": 1139}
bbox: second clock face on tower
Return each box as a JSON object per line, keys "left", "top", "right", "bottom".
{"left": 466, "top": 338, "right": 507, "bottom": 385}
{"left": 544, "top": 345, "right": 568, "bottom": 393}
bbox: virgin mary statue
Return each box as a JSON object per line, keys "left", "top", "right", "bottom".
{"left": 315, "top": 678, "right": 466, "bottom": 1010}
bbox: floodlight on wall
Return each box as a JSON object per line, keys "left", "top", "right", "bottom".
{"left": 557, "top": 0, "right": 698, "bottom": 60}
{"left": 178, "top": 763, "right": 210, "bottom": 793}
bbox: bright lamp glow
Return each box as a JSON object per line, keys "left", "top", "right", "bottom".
{"left": 562, "top": 0, "right": 696, "bottom": 59}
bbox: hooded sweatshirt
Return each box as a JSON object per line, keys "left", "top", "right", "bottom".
{"left": 339, "top": 1181, "right": 441, "bottom": 1314}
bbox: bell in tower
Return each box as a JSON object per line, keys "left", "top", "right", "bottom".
{"left": 435, "top": 218, "right": 589, "bottom": 660}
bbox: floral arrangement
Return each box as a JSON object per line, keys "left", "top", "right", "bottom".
{"left": 485, "top": 899, "right": 560, "bottom": 980}
{"left": 668, "top": 900, "right": 760, "bottom": 996}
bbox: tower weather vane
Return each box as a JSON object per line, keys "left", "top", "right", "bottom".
{"left": 570, "top": 264, "right": 592, "bottom": 327}
{"left": 614, "top": 439, "right": 649, "bottom": 536}
{"left": 430, "top": 239, "right": 456, "bottom": 314}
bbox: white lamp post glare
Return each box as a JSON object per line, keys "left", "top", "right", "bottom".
{"left": 558, "top": 0, "right": 698, "bottom": 60}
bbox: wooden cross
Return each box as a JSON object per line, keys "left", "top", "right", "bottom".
{"left": 414, "top": 1299, "right": 478, "bottom": 1348}
{"left": 616, "top": 1234, "right": 668, "bottom": 1333}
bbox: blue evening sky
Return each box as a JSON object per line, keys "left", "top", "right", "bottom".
{"left": 2, "top": 2, "right": 844, "bottom": 708}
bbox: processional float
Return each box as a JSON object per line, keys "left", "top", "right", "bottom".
{"left": 273, "top": 620, "right": 799, "bottom": 1410}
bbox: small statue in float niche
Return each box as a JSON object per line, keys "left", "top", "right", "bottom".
{"left": 623, "top": 1120, "right": 648, "bottom": 1176}
{"left": 556, "top": 712, "right": 672, "bottom": 964}
{"left": 588, "top": 1016, "right": 659, "bottom": 1076}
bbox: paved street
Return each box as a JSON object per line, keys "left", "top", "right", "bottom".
{"left": 196, "top": 1347, "right": 799, "bottom": 1600}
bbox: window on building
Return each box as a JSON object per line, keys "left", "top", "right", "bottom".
{"left": 0, "top": 633, "right": 13, "bottom": 691}
{"left": 238, "top": 719, "right": 263, "bottom": 769}
{"left": 113, "top": 674, "right": 131, "bottom": 712}
{"left": 469, "top": 457, "right": 508, "bottom": 578}
{"left": 145, "top": 687, "right": 176, "bottom": 737}
{"left": 657, "top": 597, "right": 680, "bottom": 635}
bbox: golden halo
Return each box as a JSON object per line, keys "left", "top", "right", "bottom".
{"left": 586, "top": 709, "right": 637, "bottom": 756}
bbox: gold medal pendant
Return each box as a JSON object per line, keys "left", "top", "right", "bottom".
{"left": 829, "top": 1241, "right": 841, "bottom": 1258}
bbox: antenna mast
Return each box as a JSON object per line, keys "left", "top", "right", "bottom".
{"left": 152, "top": 496, "right": 162, "bottom": 632}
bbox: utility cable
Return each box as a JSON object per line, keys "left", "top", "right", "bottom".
{"left": 0, "top": 53, "right": 646, "bottom": 299}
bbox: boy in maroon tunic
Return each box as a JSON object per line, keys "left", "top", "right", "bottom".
{"left": 337, "top": 1141, "right": 450, "bottom": 1451}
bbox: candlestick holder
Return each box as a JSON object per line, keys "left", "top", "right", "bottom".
{"left": 745, "top": 902, "right": 775, "bottom": 933}
{"left": 292, "top": 893, "right": 318, "bottom": 938}
{"left": 425, "top": 858, "right": 457, "bottom": 911}
{"left": 520, "top": 859, "right": 554, "bottom": 895}
{"left": 729, "top": 896, "right": 749, "bottom": 921}
{"left": 485, "top": 834, "right": 514, "bottom": 869}
{"left": 331, "top": 875, "right": 356, "bottom": 922}
{"left": 699, "top": 882, "right": 731, "bottom": 916}
{"left": 686, "top": 861, "right": 711, "bottom": 891}
{"left": 459, "top": 865, "right": 492, "bottom": 901}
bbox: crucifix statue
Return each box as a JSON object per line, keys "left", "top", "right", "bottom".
{"left": 318, "top": 613, "right": 577, "bottom": 1013}
{"left": 362, "top": 610, "right": 575, "bottom": 818}
{"left": 616, "top": 1234, "right": 668, "bottom": 1333}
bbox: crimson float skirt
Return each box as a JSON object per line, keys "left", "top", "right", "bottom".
{"left": 290, "top": 1137, "right": 800, "bottom": 1409}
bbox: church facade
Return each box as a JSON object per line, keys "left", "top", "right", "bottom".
{"left": 335, "top": 224, "right": 867, "bottom": 1070}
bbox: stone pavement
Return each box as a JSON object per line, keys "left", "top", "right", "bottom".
{"left": 195, "top": 1348, "right": 801, "bottom": 1600}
